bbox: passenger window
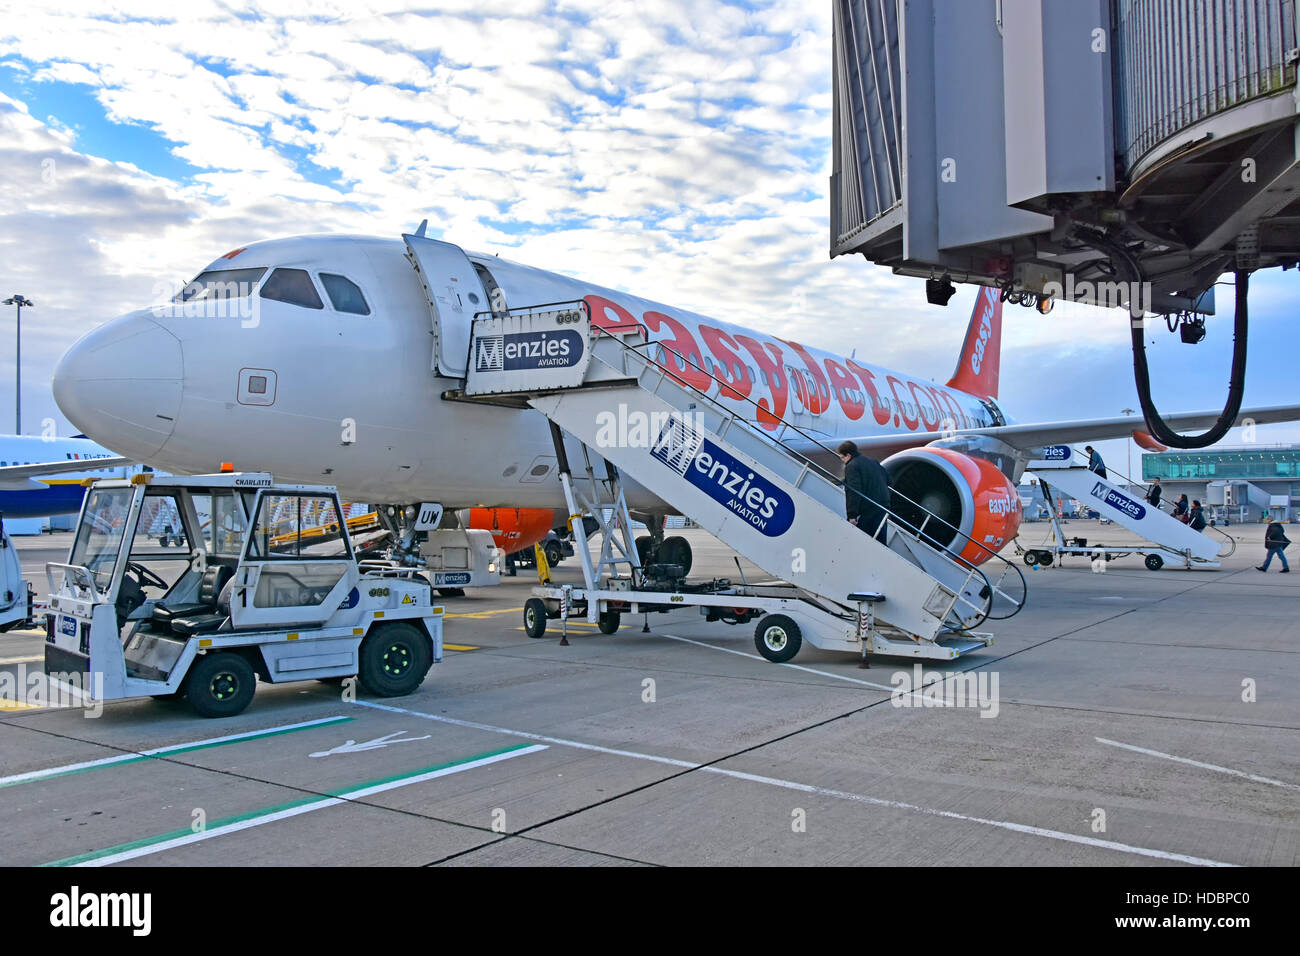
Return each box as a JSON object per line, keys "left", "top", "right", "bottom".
{"left": 259, "top": 268, "right": 323, "bottom": 310}
{"left": 319, "top": 273, "right": 370, "bottom": 315}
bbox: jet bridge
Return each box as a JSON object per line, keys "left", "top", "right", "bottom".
{"left": 450, "top": 302, "right": 1026, "bottom": 663}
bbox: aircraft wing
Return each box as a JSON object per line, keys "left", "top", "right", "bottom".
{"left": 822, "top": 403, "right": 1300, "bottom": 458}
{"left": 0, "top": 457, "right": 133, "bottom": 491}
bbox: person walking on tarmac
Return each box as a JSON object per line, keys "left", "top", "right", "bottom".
{"left": 838, "top": 440, "right": 890, "bottom": 541}
{"left": 1257, "top": 518, "right": 1291, "bottom": 572}
{"left": 1146, "top": 476, "right": 1163, "bottom": 509}
{"left": 1083, "top": 445, "right": 1108, "bottom": 479}
{"left": 1188, "top": 499, "right": 1207, "bottom": 531}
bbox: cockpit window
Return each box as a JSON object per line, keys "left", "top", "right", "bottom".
{"left": 175, "top": 268, "right": 267, "bottom": 303}
{"left": 259, "top": 268, "right": 324, "bottom": 310}
{"left": 319, "top": 273, "right": 370, "bottom": 315}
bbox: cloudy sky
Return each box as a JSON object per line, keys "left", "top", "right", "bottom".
{"left": 0, "top": 0, "right": 1296, "bottom": 477}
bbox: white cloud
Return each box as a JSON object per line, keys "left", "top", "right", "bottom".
{"left": 0, "top": 0, "right": 1294, "bottom": 452}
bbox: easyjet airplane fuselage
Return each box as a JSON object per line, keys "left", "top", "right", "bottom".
{"left": 54, "top": 232, "right": 1004, "bottom": 488}
{"left": 48, "top": 233, "right": 1035, "bottom": 564}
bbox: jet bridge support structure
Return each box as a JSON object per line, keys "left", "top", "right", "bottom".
{"left": 450, "top": 302, "right": 1026, "bottom": 663}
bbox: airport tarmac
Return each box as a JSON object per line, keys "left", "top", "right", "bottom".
{"left": 1, "top": 524, "right": 1296, "bottom": 867}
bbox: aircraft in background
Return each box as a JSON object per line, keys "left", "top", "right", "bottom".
{"left": 0, "top": 434, "right": 132, "bottom": 519}
{"left": 49, "top": 232, "right": 1300, "bottom": 567}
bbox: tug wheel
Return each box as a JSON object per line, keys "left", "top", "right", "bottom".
{"left": 185, "top": 652, "right": 256, "bottom": 718}
{"left": 754, "top": 614, "right": 803, "bottom": 663}
{"left": 358, "top": 623, "right": 432, "bottom": 697}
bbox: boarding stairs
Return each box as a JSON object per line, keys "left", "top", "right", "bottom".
{"left": 1027, "top": 451, "right": 1234, "bottom": 567}
{"left": 451, "top": 302, "right": 1026, "bottom": 660}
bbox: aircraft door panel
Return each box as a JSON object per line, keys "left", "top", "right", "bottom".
{"left": 403, "top": 234, "right": 490, "bottom": 378}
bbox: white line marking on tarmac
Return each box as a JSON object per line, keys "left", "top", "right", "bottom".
{"left": 355, "top": 700, "right": 1233, "bottom": 866}
{"left": 0, "top": 716, "right": 352, "bottom": 788}
{"left": 1096, "top": 737, "right": 1300, "bottom": 792}
{"left": 69, "top": 744, "right": 547, "bottom": 866}
{"left": 658, "top": 632, "right": 954, "bottom": 705}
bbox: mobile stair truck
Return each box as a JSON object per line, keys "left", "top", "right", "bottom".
{"left": 43, "top": 473, "right": 444, "bottom": 717}
{"left": 447, "top": 300, "right": 1027, "bottom": 665}
{"left": 1018, "top": 447, "right": 1235, "bottom": 570}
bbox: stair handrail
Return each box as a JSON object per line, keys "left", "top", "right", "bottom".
{"left": 601, "top": 331, "right": 1028, "bottom": 624}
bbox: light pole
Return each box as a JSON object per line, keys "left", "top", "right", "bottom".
{"left": 4, "top": 295, "right": 33, "bottom": 434}
{"left": 1120, "top": 407, "right": 1135, "bottom": 487}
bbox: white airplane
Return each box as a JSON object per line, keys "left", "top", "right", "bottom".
{"left": 49, "top": 231, "right": 1300, "bottom": 567}
{"left": 0, "top": 434, "right": 132, "bottom": 518}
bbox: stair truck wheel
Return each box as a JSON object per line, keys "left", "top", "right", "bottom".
{"left": 358, "top": 622, "right": 432, "bottom": 697}
{"left": 1145, "top": 553, "right": 1164, "bottom": 571}
{"left": 523, "top": 598, "right": 548, "bottom": 639}
{"left": 597, "top": 610, "right": 621, "bottom": 634}
{"left": 754, "top": 614, "right": 802, "bottom": 663}
{"left": 1037, "top": 550, "right": 1054, "bottom": 567}
{"left": 185, "top": 652, "right": 256, "bottom": 718}
{"left": 1023, "top": 551, "right": 1039, "bottom": 566}
{"left": 659, "top": 535, "right": 693, "bottom": 575}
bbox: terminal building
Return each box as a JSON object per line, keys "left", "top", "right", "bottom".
{"left": 1142, "top": 447, "right": 1300, "bottom": 523}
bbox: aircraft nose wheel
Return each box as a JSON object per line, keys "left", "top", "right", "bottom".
{"left": 754, "top": 614, "right": 802, "bottom": 663}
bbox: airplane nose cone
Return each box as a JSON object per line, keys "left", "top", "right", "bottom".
{"left": 53, "top": 310, "right": 183, "bottom": 460}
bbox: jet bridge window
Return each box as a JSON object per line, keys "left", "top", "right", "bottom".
{"left": 259, "top": 268, "right": 324, "bottom": 310}
{"left": 319, "top": 273, "right": 370, "bottom": 315}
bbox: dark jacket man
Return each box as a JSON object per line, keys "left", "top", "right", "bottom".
{"left": 1146, "top": 478, "right": 1162, "bottom": 507}
{"left": 838, "top": 440, "right": 890, "bottom": 540}
{"left": 1084, "top": 445, "right": 1108, "bottom": 479}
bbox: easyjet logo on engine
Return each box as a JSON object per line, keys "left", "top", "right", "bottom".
{"left": 988, "top": 494, "right": 1019, "bottom": 515}
{"left": 651, "top": 418, "right": 795, "bottom": 536}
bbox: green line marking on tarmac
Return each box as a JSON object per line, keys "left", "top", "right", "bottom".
{"left": 41, "top": 741, "right": 545, "bottom": 867}
{"left": 0, "top": 715, "right": 355, "bottom": 791}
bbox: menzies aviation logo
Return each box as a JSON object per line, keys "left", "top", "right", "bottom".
{"left": 475, "top": 330, "right": 583, "bottom": 372}
{"left": 1091, "top": 481, "right": 1146, "bottom": 520}
{"left": 651, "top": 418, "right": 795, "bottom": 536}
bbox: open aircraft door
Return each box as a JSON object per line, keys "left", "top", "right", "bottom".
{"left": 403, "top": 233, "right": 491, "bottom": 378}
